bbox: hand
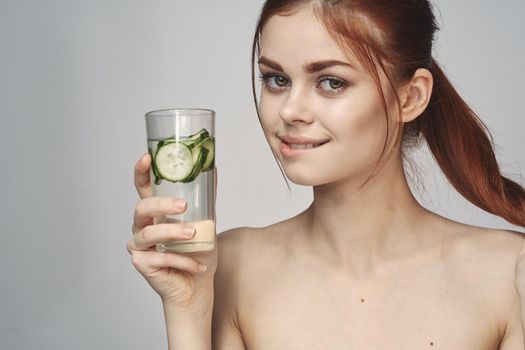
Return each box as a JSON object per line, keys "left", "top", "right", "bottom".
{"left": 127, "top": 153, "right": 219, "bottom": 309}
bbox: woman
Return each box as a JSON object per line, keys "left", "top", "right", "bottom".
{"left": 128, "top": 0, "right": 525, "bottom": 348}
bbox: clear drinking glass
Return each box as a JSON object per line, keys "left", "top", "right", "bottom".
{"left": 145, "top": 108, "right": 216, "bottom": 253}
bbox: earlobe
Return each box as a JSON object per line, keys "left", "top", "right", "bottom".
{"left": 400, "top": 68, "right": 433, "bottom": 123}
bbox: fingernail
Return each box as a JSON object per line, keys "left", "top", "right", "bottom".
{"left": 174, "top": 199, "right": 186, "bottom": 210}
{"left": 183, "top": 226, "right": 195, "bottom": 237}
{"left": 198, "top": 264, "right": 207, "bottom": 272}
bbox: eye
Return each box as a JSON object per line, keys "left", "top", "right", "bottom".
{"left": 259, "top": 73, "right": 290, "bottom": 91}
{"left": 317, "top": 76, "right": 347, "bottom": 95}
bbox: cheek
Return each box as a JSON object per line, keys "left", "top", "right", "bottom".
{"left": 325, "top": 89, "right": 388, "bottom": 152}
{"left": 258, "top": 92, "right": 279, "bottom": 135}
{"left": 313, "top": 90, "right": 390, "bottom": 179}
{"left": 255, "top": 84, "right": 395, "bottom": 186}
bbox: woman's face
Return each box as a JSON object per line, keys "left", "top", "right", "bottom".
{"left": 258, "top": 6, "right": 399, "bottom": 187}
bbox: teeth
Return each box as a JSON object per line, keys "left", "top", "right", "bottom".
{"left": 289, "top": 143, "right": 318, "bottom": 149}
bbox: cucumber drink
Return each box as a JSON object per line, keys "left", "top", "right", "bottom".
{"left": 145, "top": 109, "right": 216, "bottom": 253}
{"left": 148, "top": 128, "right": 215, "bottom": 185}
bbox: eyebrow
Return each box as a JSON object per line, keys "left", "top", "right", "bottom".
{"left": 258, "top": 56, "right": 355, "bottom": 73}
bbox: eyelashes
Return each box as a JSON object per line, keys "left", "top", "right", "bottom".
{"left": 258, "top": 73, "right": 289, "bottom": 90}
{"left": 258, "top": 72, "right": 348, "bottom": 96}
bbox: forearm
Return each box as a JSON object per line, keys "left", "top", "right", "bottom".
{"left": 162, "top": 291, "right": 214, "bottom": 350}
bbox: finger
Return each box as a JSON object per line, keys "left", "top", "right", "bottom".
{"left": 133, "top": 223, "right": 196, "bottom": 251}
{"left": 133, "top": 197, "right": 187, "bottom": 231}
{"left": 135, "top": 153, "right": 153, "bottom": 198}
{"left": 130, "top": 249, "right": 207, "bottom": 274}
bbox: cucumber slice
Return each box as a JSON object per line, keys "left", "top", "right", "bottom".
{"left": 181, "top": 128, "right": 210, "bottom": 149}
{"left": 148, "top": 147, "right": 162, "bottom": 185}
{"left": 155, "top": 142, "right": 193, "bottom": 182}
{"left": 199, "top": 137, "right": 215, "bottom": 172}
{"left": 182, "top": 145, "right": 209, "bottom": 183}
{"left": 188, "top": 128, "right": 210, "bottom": 141}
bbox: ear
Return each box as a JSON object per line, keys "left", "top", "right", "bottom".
{"left": 399, "top": 68, "right": 433, "bottom": 123}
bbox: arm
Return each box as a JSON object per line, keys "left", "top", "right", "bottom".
{"left": 163, "top": 228, "right": 248, "bottom": 349}
{"left": 522, "top": 297, "right": 525, "bottom": 349}
{"left": 521, "top": 283, "right": 525, "bottom": 348}
{"left": 130, "top": 154, "right": 218, "bottom": 350}
{"left": 498, "top": 296, "right": 524, "bottom": 350}
{"left": 516, "top": 235, "right": 525, "bottom": 349}
{"left": 499, "top": 233, "right": 525, "bottom": 349}
{"left": 212, "top": 229, "right": 248, "bottom": 349}
{"left": 163, "top": 287, "right": 214, "bottom": 350}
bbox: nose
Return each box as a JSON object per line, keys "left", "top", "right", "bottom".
{"left": 279, "top": 86, "right": 314, "bottom": 124}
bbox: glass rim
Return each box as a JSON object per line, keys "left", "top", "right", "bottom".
{"left": 145, "top": 108, "right": 215, "bottom": 118}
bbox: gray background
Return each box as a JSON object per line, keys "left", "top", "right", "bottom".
{"left": 0, "top": 0, "right": 523, "bottom": 349}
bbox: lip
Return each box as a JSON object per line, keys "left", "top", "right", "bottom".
{"left": 278, "top": 135, "right": 330, "bottom": 157}
{"left": 278, "top": 134, "right": 329, "bottom": 145}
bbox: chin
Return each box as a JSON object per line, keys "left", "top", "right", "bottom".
{"left": 282, "top": 167, "right": 334, "bottom": 187}
{"left": 284, "top": 163, "right": 372, "bottom": 188}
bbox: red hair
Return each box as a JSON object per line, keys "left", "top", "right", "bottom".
{"left": 251, "top": 0, "right": 525, "bottom": 227}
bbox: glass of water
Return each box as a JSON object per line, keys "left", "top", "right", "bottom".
{"left": 145, "top": 108, "right": 216, "bottom": 253}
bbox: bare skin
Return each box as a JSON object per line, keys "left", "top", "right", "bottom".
{"left": 212, "top": 126, "right": 524, "bottom": 349}
{"left": 130, "top": 4, "right": 525, "bottom": 350}
{"left": 130, "top": 154, "right": 524, "bottom": 349}
{"left": 214, "top": 213, "right": 524, "bottom": 349}
{"left": 211, "top": 5, "right": 524, "bottom": 350}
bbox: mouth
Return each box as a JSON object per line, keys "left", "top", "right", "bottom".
{"left": 278, "top": 137, "right": 330, "bottom": 156}
{"left": 281, "top": 140, "right": 329, "bottom": 149}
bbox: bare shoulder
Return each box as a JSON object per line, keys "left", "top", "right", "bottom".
{"left": 214, "top": 226, "right": 263, "bottom": 309}
{"left": 214, "top": 221, "right": 294, "bottom": 304}
{"left": 212, "top": 222, "right": 291, "bottom": 341}
{"left": 443, "top": 221, "right": 524, "bottom": 286}
{"left": 216, "top": 221, "right": 291, "bottom": 284}
{"left": 442, "top": 220, "right": 524, "bottom": 346}
{"left": 218, "top": 220, "right": 295, "bottom": 280}
{"left": 444, "top": 222, "right": 524, "bottom": 272}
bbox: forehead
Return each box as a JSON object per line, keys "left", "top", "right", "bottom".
{"left": 259, "top": 6, "right": 364, "bottom": 72}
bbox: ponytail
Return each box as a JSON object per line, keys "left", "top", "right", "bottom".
{"left": 415, "top": 59, "right": 525, "bottom": 227}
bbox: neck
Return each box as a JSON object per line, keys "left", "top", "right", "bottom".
{"left": 301, "top": 154, "right": 438, "bottom": 278}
